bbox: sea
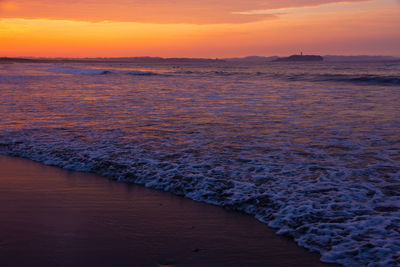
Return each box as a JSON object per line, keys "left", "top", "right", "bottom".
{"left": 0, "top": 60, "right": 399, "bottom": 266}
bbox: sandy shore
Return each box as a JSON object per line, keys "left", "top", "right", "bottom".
{"left": 0, "top": 155, "right": 334, "bottom": 266}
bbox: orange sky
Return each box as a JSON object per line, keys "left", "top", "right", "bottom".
{"left": 0, "top": 0, "right": 399, "bottom": 57}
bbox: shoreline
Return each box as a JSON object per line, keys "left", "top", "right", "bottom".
{"left": 0, "top": 154, "right": 335, "bottom": 266}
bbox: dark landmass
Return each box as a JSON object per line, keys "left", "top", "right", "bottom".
{"left": 0, "top": 57, "right": 225, "bottom": 64}
{"left": 224, "top": 56, "right": 279, "bottom": 62}
{"left": 225, "top": 55, "right": 400, "bottom": 63}
{"left": 274, "top": 55, "right": 324, "bottom": 62}
{"left": 323, "top": 55, "right": 400, "bottom": 62}
{"left": 0, "top": 57, "right": 39, "bottom": 63}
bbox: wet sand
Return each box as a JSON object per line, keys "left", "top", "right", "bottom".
{"left": 0, "top": 155, "right": 333, "bottom": 266}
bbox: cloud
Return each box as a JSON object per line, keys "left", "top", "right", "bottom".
{"left": 1, "top": 0, "right": 368, "bottom": 24}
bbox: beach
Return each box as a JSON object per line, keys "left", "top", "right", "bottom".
{"left": 0, "top": 155, "right": 335, "bottom": 266}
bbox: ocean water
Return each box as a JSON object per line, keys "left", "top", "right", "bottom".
{"left": 0, "top": 60, "right": 399, "bottom": 266}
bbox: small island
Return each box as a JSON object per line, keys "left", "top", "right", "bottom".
{"left": 274, "top": 53, "right": 323, "bottom": 62}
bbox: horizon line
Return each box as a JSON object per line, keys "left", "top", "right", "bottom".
{"left": 2, "top": 54, "right": 400, "bottom": 60}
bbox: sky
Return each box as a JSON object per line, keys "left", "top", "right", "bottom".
{"left": 0, "top": 0, "right": 399, "bottom": 57}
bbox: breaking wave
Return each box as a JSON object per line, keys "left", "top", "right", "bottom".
{"left": 316, "top": 74, "right": 400, "bottom": 85}
{"left": 172, "top": 70, "right": 400, "bottom": 86}
{"left": 45, "top": 67, "right": 158, "bottom": 76}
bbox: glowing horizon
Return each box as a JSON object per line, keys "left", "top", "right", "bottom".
{"left": 0, "top": 0, "right": 399, "bottom": 57}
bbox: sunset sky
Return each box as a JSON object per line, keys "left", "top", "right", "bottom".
{"left": 0, "top": 0, "right": 399, "bottom": 57}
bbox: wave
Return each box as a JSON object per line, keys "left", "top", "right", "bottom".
{"left": 169, "top": 68, "right": 400, "bottom": 86}
{"left": 316, "top": 74, "right": 400, "bottom": 85}
{"left": 45, "top": 67, "right": 158, "bottom": 76}
{"left": 275, "top": 73, "right": 400, "bottom": 86}
{"left": 45, "top": 66, "right": 399, "bottom": 86}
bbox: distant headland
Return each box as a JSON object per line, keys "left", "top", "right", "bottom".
{"left": 273, "top": 53, "right": 323, "bottom": 62}
{"left": 225, "top": 55, "right": 399, "bottom": 62}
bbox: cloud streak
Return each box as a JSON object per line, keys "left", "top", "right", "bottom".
{"left": 0, "top": 0, "right": 368, "bottom": 24}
